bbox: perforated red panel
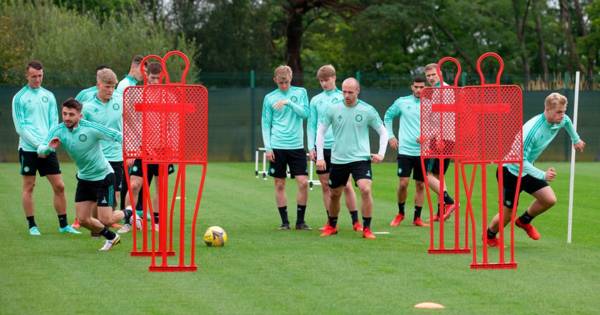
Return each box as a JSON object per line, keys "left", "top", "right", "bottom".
{"left": 123, "top": 84, "right": 208, "bottom": 163}
{"left": 460, "top": 86, "right": 522, "bottom": 163}
{"left": 420, "top": 86, "right": 461, "bottom": 158}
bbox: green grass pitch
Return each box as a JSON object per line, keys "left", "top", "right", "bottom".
{"left": 1, "top": 162, "right": 599, "bottom": 314}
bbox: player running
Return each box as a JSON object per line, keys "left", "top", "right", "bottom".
{"left": 38, "top": 98, "right": 132, "bottom": 251}
{"left": 484, "top": 92, "right": 585, "bottom": 246}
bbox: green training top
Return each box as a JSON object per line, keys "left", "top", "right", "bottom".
{"left": 261, "top": 86, "right": 309, "bottom": 151}
{"left": 38, "top": 119, "right": 122, "bottom": 181}
{"left": 307, "top": 88, "right": 341, "bottom": 150}
{"left": 319, "top": 99, "right": 384, "bottom": 164}
{"left": 384, "top": 94, "right": 421, "bottom": 156}
{"left": 506, "top": 113, "right": 581, "bottom": 180}
{"left": 12, "top": 85, "right": 58, "bottom": 152}
{"left": 75, "top": 86, "right": 98, "bottom": 104}
{"left": 82, "top": 95, "right": 123, "bottom": 162}
{"left": 116, "top": 75, "right": 137, "bottom": 94}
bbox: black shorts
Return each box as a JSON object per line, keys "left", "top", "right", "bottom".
{"left": 397, "top": 154, "right": 424, "bottom": 181}
{"left": 498, "top": 167, "right": 548, "bottom": 208}
{"left": 269, "top": 149, "right": 308, "bottom": 178}
{"left": 329, "top": 161, "right": 372, "bottom": 188}
{"left": 129, "top": 159, "right": 175, "bottom": 183}
{"left": 426, "top": 158, "right": 451, "bottom": 176}
{"left": 109, "top": 161, "right": 124, "bottom": 192}
{"left": 19, "top": 149, "right": 61, "bottom": 176}
{"left": 316, "top": 149, "right": 332, "bottom": 175}
{"left": 75, "top": 173, "right": 116, "bottom": 207}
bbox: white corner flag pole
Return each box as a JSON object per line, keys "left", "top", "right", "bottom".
{"left": 567, "top": 71, "right": 580, "bottom": 244}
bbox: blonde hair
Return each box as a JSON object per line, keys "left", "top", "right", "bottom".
{"left": 544, "top": 92, "right": 568, "bottom": 110}
{"left": 274, "top": 65, "right": 292, "bottom": 79}
{"left": 96, "top": 68, "right": 117, "bottom": 84}
{"left": 424, "top": 63, "right": 438, "bottom": 72}
{"left": 317, "top": 65, "right": 336, "bottom": 80}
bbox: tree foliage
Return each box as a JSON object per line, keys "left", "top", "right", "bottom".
{"left": 0, "top": 0, "right": 198, "bottom": 86}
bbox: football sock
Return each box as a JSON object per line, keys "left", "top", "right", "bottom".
{"left": 414, "top": 206, "right": 422, "bottom": 219}
{"left": 153, "top": 212, "right": 159, "bottom": 224}
{"left": 100, "top": 227, "right": 117, "bottom": 240}
{"left": 362, "top": 217, "right": 372, "bottom": 229}
{"left": 123, "top": 209, "right": 133, "bottom": 223}
{"left": 487, "top": 228, "right": 497, "bottom": 239}
{"left": 26, "top": 216, "right": 37, "bottom": 229}
{"left": 278, "top": 206, "right": 289, "bottom": 225}
{"left": 398, "top": 202, "right": 405, "bottom": 215}
{"left": 443, "top": 191, "right": 454, "bottom": 205}
{"left": 350, "top": 210, "right": 359, "bottom": 224}
{"left": 58, "top": 214, "right": 68, "bottom": 228}
{"left": 519, "top": 211, "right": 534, "bottom": 224}
{"left": 296, "top": 205, "right": 306, "bottom": 224}
{"left": 328, "top": 216, "right": 338, "bottom": 228}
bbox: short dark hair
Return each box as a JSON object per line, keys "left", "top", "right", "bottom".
{"left": 27, "top": 60, "right": 43, "bottom": 71}
{"left": 413, "top": 75, "right": 426, "bottom": 84}
{"left": 147, "top": 62, "right": 162, "bottom": 75}
{"left": 132, "top": 55, "right": 144, "bottom": 65}
{"left": 95, "top": 64, "right": 111, "bottom": 72}
{"left": 62, "top": 98, "right": 83, "bottom": 112}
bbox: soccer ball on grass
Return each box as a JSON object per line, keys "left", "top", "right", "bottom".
{"left": 203, "top": 226, "right": 227, "bottom": 247}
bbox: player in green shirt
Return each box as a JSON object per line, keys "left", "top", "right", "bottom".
{"left": 261, "top": 65, "right": 311, "bottom": 230}
{"left": 38, "top": 98, "right": 132, "bottom": 251}
{"left": 423, "top": 63, "right": 456, "bottom": 221}
{"left": 11, "top": 60, "right": 79, "bottom": 236}
{"left": 316, "top": 78, "right": 388, "bottom": 239}
{"left": 386, "top": 76, "right": 428, "bottom": 227}
{"left": 307, "top": 65, "right": 360, "bottom": 232}
{"left": 118, "top": 62, "right": 175, "bottom": 234}
{"left": 82, "top": 68, "right": 124, "bottom": 210}
{"left": 484, "top": 93, "right": 585, "bottom": 247}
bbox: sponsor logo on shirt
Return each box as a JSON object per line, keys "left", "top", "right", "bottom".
{"left": 331, "top": 98, "right": 338, "bottom": 103}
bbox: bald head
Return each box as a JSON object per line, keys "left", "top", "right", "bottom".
{"left": 342, "top": 77, "right": 360, "bottom": 106}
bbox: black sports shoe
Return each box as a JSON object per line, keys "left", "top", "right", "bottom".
{"left": 278, "top": 223, "right": 291, "bottom": 230}
{"left": 295, "top": 222, "right": 312, "bottom": 230}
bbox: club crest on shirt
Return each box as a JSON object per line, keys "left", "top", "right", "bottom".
{"left": 355, "top": 114, "right": 363, "bottom": 122}
{"left": 79, "top": 134, "right": 88, "bottom": 142}
{"left": 337, "top": 115, "right": 343, "bottom": 122}
{"left": 291, "top": 96, "right": 298, "bottom": 103}
{"left": 113, "top": 103, "right": 120, "bottom": 110}
{"left": 331, "top": 98, "right": 338, "bottom": 103}
{"left": 41, "top": 96, "right": 48, "bottom": 103}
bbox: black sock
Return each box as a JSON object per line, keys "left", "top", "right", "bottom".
{"left": 123, "top": 209, "right": 133, "bottom": 223}
{"left": 519, "top": 211, "right": 534, "bottom": 224}
{"left": 443, "top": 191, "right": 454, "bottom": 205}
{"left": 100, "top": 227, "right": 116, "bottom": 240}
{"left": 296, "top": 205, "right": 306, "bottom": 225}
{"left": 153, "top": 212, "right": 159, "bottom": 224}
{"left": 414, "top": 206, "right": 422, "bottom": 219}
{"left": 278, "top": 206, "right": 289, "bottom": 225}
{"left": 350, "top": 210, "right": 359, "bottom": 224}
{"left": 363, "top": 217, "right": 372, "bottom": 229}
{"left": 487, "top": 228, "right": 497, "bottom": 239}
{"left": 26, "top": 216, "right": 36, "bottom": 229}
{"left": 398, "top": 202, "right": 405, "bottom": 215}
{"left": 328, "top": 216, "right": 338, "bottom": 228}
{"left": 58, "top": 214, "right": 68, "bottom": 228}
{"left": 436, "top": 204, "right": 441, "bottom": 216}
